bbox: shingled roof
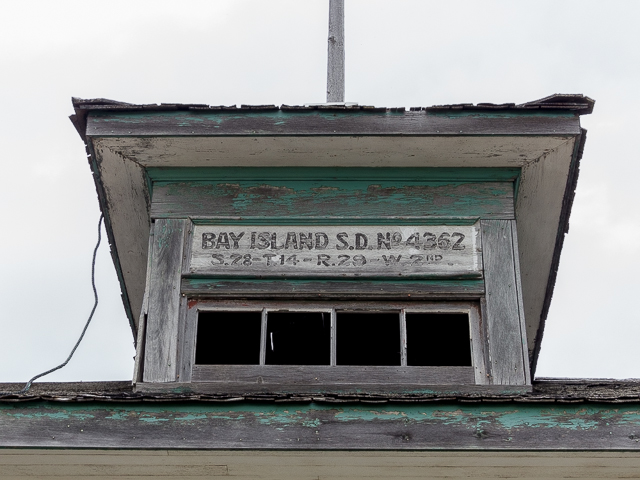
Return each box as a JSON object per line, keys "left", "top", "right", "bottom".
{"left": 70, "top": 94, "right": 594, "bottom": 140}
{"left": 1, "top": 379, "right": 638, "bottom": 404}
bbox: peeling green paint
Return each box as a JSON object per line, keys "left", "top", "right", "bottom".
{"left": 181, "top": 277, "right": 485, "bottom": 292}
{"left": 173, "top": 413, "right": 209, "bottom": 422}
{"left": 146, "top": 167, "right": 520, "bottom": 183}
{"left": 4, "top": 402, "right": 638, "bottom": 434}
{"left": 9, "top": 411, "right": 95, "bottom": 421}
{"left": 153, "top": 179, "right": 514, "bottom": 221}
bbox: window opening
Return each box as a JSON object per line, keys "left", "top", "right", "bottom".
{"left": 265, "top": 312, "right": 331, "bottom": 365}
{"left": 336, "top": 312, "right": 401, "bottom": 366}
{"left": 191, "top": 305, "right": 476, "bottom": 370}
{"left": 195, "top": 311, "right": 262, "bottom": 365}
{"left": 405, "top": 313, "right": 472, "bottom": 366}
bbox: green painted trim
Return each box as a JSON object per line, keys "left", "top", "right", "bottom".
{"left": 187, "top": 217, "right": 482, "bottom": 226}
{"left": 182, "top": 277, "right": 485, "bottom": 288}
{"left": 2, "top": 401, "right": 639, "bottom": 431}
{"left": 513, "top": 173, "right": 521, "bottom": 201}
{"left": 147, "top": 167, "right": 520, "bottom": 183}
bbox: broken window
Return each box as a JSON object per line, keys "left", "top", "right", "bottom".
{"left": 194, "top": 307, "right": 472, "bottom": 367}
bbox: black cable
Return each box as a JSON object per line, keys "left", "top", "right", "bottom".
{"left": 0, "top": 214, "right": 104, "bottom": 396}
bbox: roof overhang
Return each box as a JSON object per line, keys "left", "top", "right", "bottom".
{"left": 71, "top": 95, "right": 593, "bottom": 376}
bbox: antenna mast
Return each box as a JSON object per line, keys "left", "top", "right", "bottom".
{"left": 326, "top": 0, "right": 345, "bottom": 102}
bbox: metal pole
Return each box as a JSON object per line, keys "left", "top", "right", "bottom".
{"left": 327, "top": 0, "right": 345, "bottom": 102}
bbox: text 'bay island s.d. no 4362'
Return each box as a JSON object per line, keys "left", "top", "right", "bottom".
{"left": 189, "top": 225, "right": 481, "bottom": 278}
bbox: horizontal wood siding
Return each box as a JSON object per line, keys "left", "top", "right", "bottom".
{"left": 181, "top": 278, "right": 485, "bottom": 298}
{"left": 2, "top": 401, "right": 639, "bottom": 450}
{"left": 151, "top": 180, "right": 514, "bottom": 221}
{"left": 3, "top": 450, "right": 640, "bottom": 479}
{"left": 87, "top": 110, "right": 582, "bottom": 137}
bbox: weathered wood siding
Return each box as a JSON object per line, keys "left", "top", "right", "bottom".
{"left": 191, "top": 365, "right": 475, "bottom": 386}
{"left": 3, "top": 450, "right": 640, "bottom": 479}
{"left": 181, "top": 277, "right": 485, "bottom": 298}
{"left": 151, "top": 180, "right": 515, "bottom": 221}
{"left": 1, "top": 401, "right": 639, "bottom": 450}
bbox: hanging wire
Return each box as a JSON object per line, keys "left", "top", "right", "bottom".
{"left": 0, "top": 214, "right": 104, "bottom": 396}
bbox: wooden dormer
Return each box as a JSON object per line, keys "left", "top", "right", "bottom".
{"left": 70, "top": 95, "right": 593, "bottom": 395}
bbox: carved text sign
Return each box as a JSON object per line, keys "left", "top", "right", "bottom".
{"left": 189, "top": 225, "right": 482, "bottom": 278}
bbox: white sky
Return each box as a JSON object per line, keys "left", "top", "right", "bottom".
{"left": 0, "top": 0, "right": 639, "bottom": 383}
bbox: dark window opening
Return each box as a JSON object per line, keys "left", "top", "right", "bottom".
{"left": 406, "top": 313, "right": 471, "bottom": 366}
{"left": 195, "top": 311, "right": 262, "bottom": 365}
{"left": 336, "top": 312, "right": 401, "bottom": 366}
{"left": 265, "top": 312, "right": 331, "bottom": 365}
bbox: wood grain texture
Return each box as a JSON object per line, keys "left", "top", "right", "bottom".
{"left": 330, "top": 309, "right": 337, "bottom": 367}
{"left": 132, "top": 225, "right": 156, "bottom": 384}
{"left": 175, "top": 221, "right": 196, "bottom": 383}
{"left": 189, "top": 225, "right": 482, "bottom": 279}
{"left": 173, "top": 295, "right": 190, "bottom": 383}
{"left": 137, "top": 381, "right": 512, "bottom": 396}
{"left": 180, "top": 278, "right": 485, "bottom": 299}
{"left": 510, "top": 222, "right": 532, "bottom": 384}
{"left": 530, "top": 132, "right": 585, "bottom": 376}
{"left": 259, "top": 309, "right": 268, "bottom": 366}
{"left": 2, "top": 378, "right": 637, "bottom": 401}
{"left": 469, "top": 304, "right": 490, "bottom": 385}
{"left": 480, "top": 220, "right": 527, "bottom": 386}
{"left": 4, "top": 450, "right": 640, "bottom": 479}
{"left": 400, "top": 310, "right": 408, "bottom": 367}
{"left": 151, "top": 180, "right": 515, "bottom": 221}
{"left": 90, "top": 141, "right": 150, "bottom": 333}
{"left": 182, "top": 301, "right": 484, "bottom": 391}
{"left": 94, "top": 135, "right": 573, "bottom": 169}
{"left": 87, "top": 110, "right": 581, "bottom": 137}
{"left": 514, "top": 138, "right": 576, "bottom": 361}
{"left": 142, "top": 219, "right": 187, "bottom": 383}
{"left": 191, "top": 365, "right": 474, "bottom": 386}
{"left": 3, "top": 401, "right": 639, "bottom": 450}
{"left": 186, "top": 299, "right": 482, "bottom": 312}
{"left": 175, "top": 302, "right": 197, "bottom": 383}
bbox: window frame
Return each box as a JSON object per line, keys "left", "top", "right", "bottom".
{"left": 176, "top": 299, "right": 488, "bottom": 394}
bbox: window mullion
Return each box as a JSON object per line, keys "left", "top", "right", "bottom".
{"left": 400, "top": 309, "right": 407, "bottom": 367}
{"left": 259, "top": 308, "right": 267, "bottom": 366}
{"left": 330, "top": 309, "right": 337, "bottom": 366}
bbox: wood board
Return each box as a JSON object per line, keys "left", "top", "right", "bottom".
{"left": 189, "top": 225, "right": 482, "bottom": 279}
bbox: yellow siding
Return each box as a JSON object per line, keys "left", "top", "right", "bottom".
{"left": 1, "top": 450, "right": 640, "bottom": 479}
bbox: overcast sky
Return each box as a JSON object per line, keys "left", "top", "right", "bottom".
{"left": 1, "top": 0, "right": 639, "bottom": 383}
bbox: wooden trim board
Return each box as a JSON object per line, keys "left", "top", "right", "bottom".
{"left": 4, "top": 400, "right": 640, "bottom": 450}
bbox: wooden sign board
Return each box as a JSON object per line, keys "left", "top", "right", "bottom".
{"left": 188, "top": 225, "right": 482, "bottom": 278}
